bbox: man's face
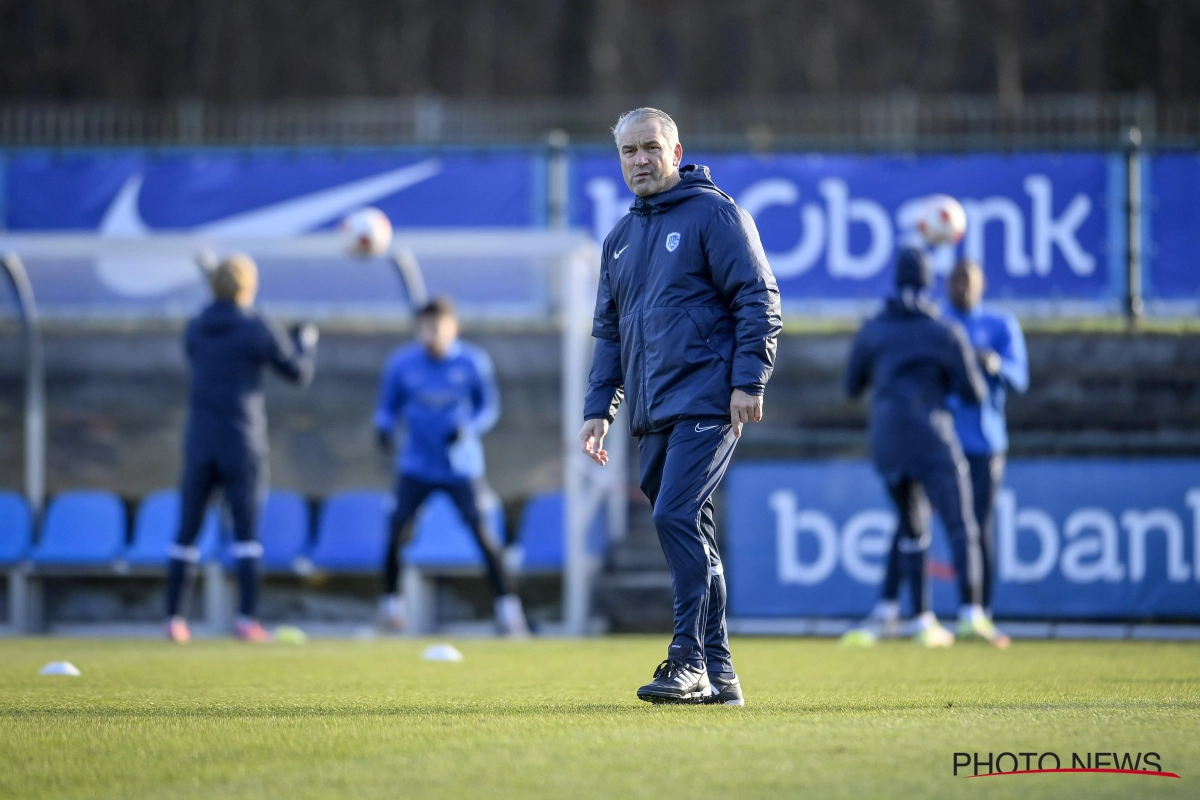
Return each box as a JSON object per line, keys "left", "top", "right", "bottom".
{"left": 418, "top": 313, "right": 459, "bottom": 358}
{"left": 617, "top": 118, "right": 683, "bottom": 197}
{"left": 948, "top": 262, "right": 985, "bottom": 312}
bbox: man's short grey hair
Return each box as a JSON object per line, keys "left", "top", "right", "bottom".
{"left": 612, "top": 107, "right": 679, "bottom": 146}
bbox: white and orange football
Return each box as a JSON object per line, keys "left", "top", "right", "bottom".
{"left": 915, "top": 194, "right": 967, "bottom": 246}
{"left": 339, "top": 207, "right": 394, "bottom": 257}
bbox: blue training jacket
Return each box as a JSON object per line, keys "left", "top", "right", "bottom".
{"left": 185, "top": 300, "right": 316, "bottom": 457}
{"left": 374, "top": 340, "right": 499, "bottom": 483}
{"left": 944, "top": 304, "right": 1029, "bottom": 455}
{"left": 845, "top": 293, "right": 987, "bottom": 476}
{"left": 583, "top": 165, "right": 782, "bottom": 436}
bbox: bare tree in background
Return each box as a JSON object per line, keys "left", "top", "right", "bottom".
{"left": 993, "top": 0, "right": 1024, "bottom": 109}
{"left": 1158, "top": 0, "right": 1183, "bottom": 97}
{"left": 0, "top": 0, "right": 1197, "bottom": 102}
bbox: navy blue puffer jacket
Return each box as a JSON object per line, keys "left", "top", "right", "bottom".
{"left": 185, "top": 301, "right": 316, "bottom": 455}
{"left": 845, "top": 291, "right": 987, "bottom": 475}
{"left": 584, "top": 165, "right": 782, "bottom": 436}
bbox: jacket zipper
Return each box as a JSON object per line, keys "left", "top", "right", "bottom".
{"left": 637, "top": 213, "right": 653, "bottom": 432}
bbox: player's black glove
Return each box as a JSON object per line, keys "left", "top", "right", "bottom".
{"left": 376, "top": 428, "right": 394, "bottom": 453}
{"left": 289, "top": 322, "right": 320, "bottom": 350}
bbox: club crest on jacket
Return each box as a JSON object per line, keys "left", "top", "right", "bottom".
{"left": 665, "top": 232, "right": 681, "bottom": 252}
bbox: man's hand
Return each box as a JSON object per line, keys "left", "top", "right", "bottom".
{"left": 730, "top": 389, "right": 763, "bottom": 438}
{"left": 579, "top": 418, "right": 611, "bottom": 466}
{"left": 977, "top": 348, "right": 1002, "bottom": 376}
{"left": 290, "top": 322, "right": 320, "bottom": 350}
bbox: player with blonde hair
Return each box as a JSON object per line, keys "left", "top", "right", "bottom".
{"left": 164, "top": 254, "right": 318, "bottom": 643}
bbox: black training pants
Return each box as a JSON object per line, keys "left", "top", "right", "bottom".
{"left": 382, "top": 475, "right": 510, "bottom": 598}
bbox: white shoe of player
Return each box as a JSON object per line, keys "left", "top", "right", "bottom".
{"left": 841, "top": 600, "right": 901, "bottom": 646}
{"left": 378, "top": 594, "right": 406, "bottom": 633}
{"left": 495, "top": 594, "right": 531, "bottom": 638}
{"left": 913, "top": 611, "right": 955, "bottom": 648}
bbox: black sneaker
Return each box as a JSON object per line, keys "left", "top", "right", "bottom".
{"left": 704, "top": 674, "right": 745, "bottom": 706}
{"left": 636, "top": 659, "right": 712, "bottom": 704}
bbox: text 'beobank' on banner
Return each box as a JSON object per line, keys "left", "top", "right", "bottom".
{"left": 726, "top": 459, "right": 1200, "bottom": 620}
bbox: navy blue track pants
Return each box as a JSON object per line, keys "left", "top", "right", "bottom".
{"left": 879, "top": 456, "right": 984, "bottom": 609}
{"left": 961, "top": 454, "right": 1004, "bottom": 611}
{"left": 637, "top": 419, "right": 738, "bottom": 677}
{"left": 168, "top": 445, "right": 267, "bottom": 618}
{"left": 176, "top": 448, "right": 267, "bottom": 553}
{"left": 383, "top": 475, "right": 510, "bottom": 598}
{"left": 880, "top": 477, "right": 933, "bottom": 614}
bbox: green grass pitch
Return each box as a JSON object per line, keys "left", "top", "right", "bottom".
{"left": 1, "top": 636, "right": 1197, "bottom": 799}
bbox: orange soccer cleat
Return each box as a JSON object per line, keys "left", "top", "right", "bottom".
{"left": 164, "top": 616, "right": 191, "bottom": 644}
{"left": 235, "top": 619, "right": 271, "bottom": 643}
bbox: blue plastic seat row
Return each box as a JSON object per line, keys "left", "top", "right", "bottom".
{"left": 0, "top": 488, "right": 596, "bottom": 572}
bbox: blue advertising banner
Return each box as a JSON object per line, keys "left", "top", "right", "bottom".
{"left": 4, "top": 149, "right": 542, "bottom": 231}
{"left": 726, "top": 459, "right": 1200, "bottom": 620}
{"left": 571, "top": 152, "right": 1118, "bottom": 304}
{"left": 1149, "top": 153, "right": 1200, "bottom": 302}
{"left": 0, "top": 149, "right": 545, "bottom": 313}
{"left": 5, "top": 147, "right": 1198, "bottom": 313}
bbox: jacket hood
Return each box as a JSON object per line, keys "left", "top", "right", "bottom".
{"left": 199, "top": 300, "right": 249, "bottom": 334}
{"left": 630, "top": 165, "right": 732, "bottom": 215}
{"left": 884, "top": 289, "right": 940, "bottom": 319}
{"left": 894, "top": 246, "right": 933, "bottom": 290}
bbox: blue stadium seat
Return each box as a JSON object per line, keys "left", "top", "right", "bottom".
{"left": 125, "top": 490, "right": 221, "bottom": 567}
{"left": 31, "top": 490, "right": 126, "bottom": 565}
{"left": 254, "top": 490, "right": 311, "bottom": 571}
{"left": 516, "top": 492, "right": 608, "bottom": 571}
{"left": 309, "top": 490, "right": 392, "bottom": 571}
{"left": 405, "top": 491, "right": 507, "bottom": 568}
{"left": 0, "top": 491, "right": 32, "bottom": 564}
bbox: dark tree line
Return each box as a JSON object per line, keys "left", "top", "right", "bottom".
{"left": 1, "top": 0, "right": 1197, "bottom": 101}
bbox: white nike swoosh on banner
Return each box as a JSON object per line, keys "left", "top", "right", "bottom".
{"left": 100, "top": 158, "right": 442, "bottom": 237}
{"left": 695, "top": 423, "right": 719, "bottom": 432}
{"left": 614, "top": 245, "right": 629, "bottom": 259}
{"left": 94, "top": 159, "right": 442, "bottom": 296}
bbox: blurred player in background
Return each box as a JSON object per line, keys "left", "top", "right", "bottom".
{"left": 943, "top": 258, "right": 1027, "bottom": 640}
{"left": 841, "top": 247, "right": 1001, "bottom": 648}
{"left": 165, "top": 254, "right": 318, "bottom": 643}
{"left": 374, "top": 297, "right": 529, "bottom": 637}
{"left": 581, "top": 108, "right": 781, "bottom": 705}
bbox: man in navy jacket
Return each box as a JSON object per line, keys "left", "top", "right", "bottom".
{"left": 581, "top": 108, "right": 781, "bottom": 705}
{"left": 843, "top": 248, "right": 1008, "bottom": 648}
{"left": 165, "top": 254, "right": 317, "bottom": 643}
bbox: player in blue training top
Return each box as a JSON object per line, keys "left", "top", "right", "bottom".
{"left": 374, "top": 297, "right": 529, "bottom": 636}
{"left": 943, "top": 258, "right": 1028, "bottom": 638}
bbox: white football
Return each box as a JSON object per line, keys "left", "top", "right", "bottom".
{"left": 339, "top": 207, "right": 393, "bottom": 257}
{"left": 916, "top": 194, "right": 967, "bottom": 246}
